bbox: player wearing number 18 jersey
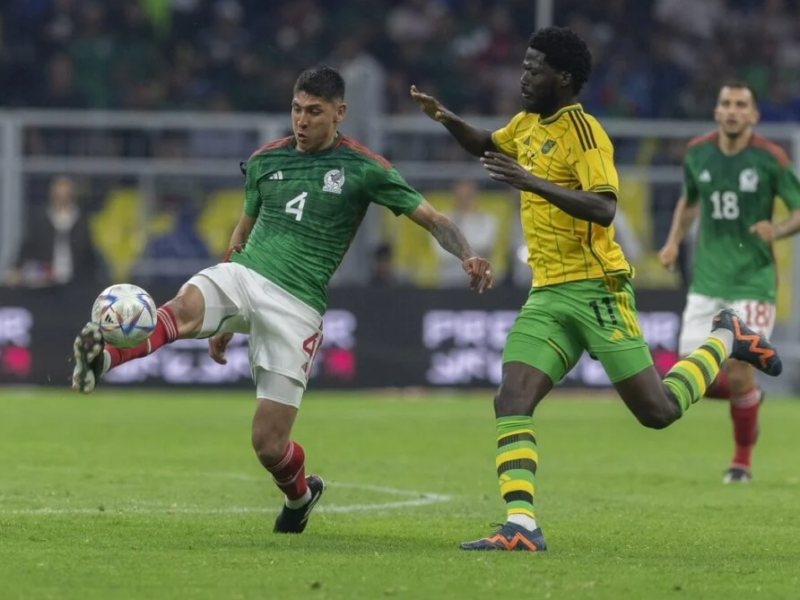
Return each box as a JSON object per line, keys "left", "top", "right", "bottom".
{"left": 71, "top": 67, "right": 494, "bottom": 534}
{"left": 660, "top": 82, "right": 800, "bottom": 483}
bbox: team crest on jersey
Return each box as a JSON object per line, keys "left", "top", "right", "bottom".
{"left": 739, "top": 168, "right": 758, "bottom": 192}
{"left": 322, "top": 169, "right": 345, "bottom": 194}
{"left": 541, "top": 139, "right": 556, "bottom": 154}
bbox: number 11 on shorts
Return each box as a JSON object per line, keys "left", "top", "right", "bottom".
{"left": 589, "top": 298, "right": 618, "bottom": 327}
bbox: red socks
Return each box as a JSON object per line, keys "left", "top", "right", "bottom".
{"left": 705, "top": 370, "right": 731, "bottom": 400}
{"left": 265, "top": 441, "right": 309, "bottom": 501}
{"left": 730, "top": 387, "right": 761, "bottom": 469}
{"left": 106, "top": 306, "right": 179, "bottom": 369}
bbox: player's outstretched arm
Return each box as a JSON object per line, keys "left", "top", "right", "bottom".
{"left": 410, "top": 85, "right": 496, "bottom": 157}
{"left": 658, "top": 197, "right": 699, "bottom": 270}
{"left": 406, "top": 200, "right": 493, "bottom": 292}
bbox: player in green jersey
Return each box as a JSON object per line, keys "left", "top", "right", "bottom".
{"left": 71, "top": 67, "right": 494, "bottom": 533}
{"left": 659, "top": 81, "right": 800, "bottom": 483}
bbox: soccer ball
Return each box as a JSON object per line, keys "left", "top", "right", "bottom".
{"left": 91, "top": 284, "right": 158, "bottom": 349}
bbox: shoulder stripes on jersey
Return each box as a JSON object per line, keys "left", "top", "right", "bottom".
{"left": 749, "top": 133, "right": 791, "bottom": 167}
{"left": 248, "top": 136, "right": 293, "bottom": 159}
{"left": 338, "top": 135, "right": 392, "bottom": 169}
{"left": 687, "top": 131, "right": 718, "bottom": 149}
{"left": 568, "top": 111, "right": 597, "bottom": 152}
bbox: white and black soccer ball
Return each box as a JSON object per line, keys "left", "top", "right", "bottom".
{"left": 91, "top": 284, "right": 157, "bottom": 349}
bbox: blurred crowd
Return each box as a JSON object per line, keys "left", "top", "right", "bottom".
{"left": 1, "top": 0, "right": 800, "bottom": 119}
{"left": 3, "top": 0, "right": 799, "bottom": 291}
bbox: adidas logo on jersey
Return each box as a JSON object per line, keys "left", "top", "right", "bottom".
{"left": 698, "top": 170, "right": 711, "bottom": 182}
{"left": 269, "top": 171, "right": 284, "bottom": 180}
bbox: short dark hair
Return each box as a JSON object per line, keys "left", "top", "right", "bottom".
{"left": 294, "top": 66, "right": 345, "bottom": 102}
{"left": 528, "top": 26, "right": 592, "bottom": 95}
{"left": 719, "top": 80, "right": 758, "bottom": 104}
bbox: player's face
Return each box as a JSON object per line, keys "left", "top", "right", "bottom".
{"left": 291, "top": 92, "right": 346, "bottom": 152}
{"left": 714, "top": 87, "right": 759, "bottom": 138}
{"left": 520, "top": 48, "right": 560, "bottom": 115}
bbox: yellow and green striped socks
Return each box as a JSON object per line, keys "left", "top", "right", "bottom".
{"left": 664, "top": 336, "right": 728, "bottom": 414}
{"left": 496, "top": 416, "right": 538, "bottom": 530}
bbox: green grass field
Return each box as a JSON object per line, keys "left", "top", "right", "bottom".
{"left": 1, "top": 388, "right": 799, "bottom": 600}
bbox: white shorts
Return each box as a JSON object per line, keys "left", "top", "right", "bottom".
{"left": 678, "top": 293, "right": 776, "bottom": 356}
{"left": 186, "top": 263, "right": 323, "bottom": 407}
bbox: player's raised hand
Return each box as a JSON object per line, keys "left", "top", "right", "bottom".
{"left": 657, "top": 242, "right": 679, "bottom": 271}
{"left": 208, "top": 332, "right": 234, "bottom": 365}
{"left": 750, "top": 221, "right": 776, "bottom": 242}
{"left": 462, "top": 256, "right": 493, "bottom": 294}
{"left": 410, "top": 85, "right": 455, "bottom": 124}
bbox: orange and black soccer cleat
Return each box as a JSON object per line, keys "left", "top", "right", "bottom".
{"left": 459, "top": 522, "right": 547, "bottom": 552}
{"left": 712, "top": 309, "right": 782, "bottom": 376}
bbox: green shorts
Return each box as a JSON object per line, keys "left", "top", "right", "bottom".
{"left": 503, "top": 276, "right": 653, "bottom": 384}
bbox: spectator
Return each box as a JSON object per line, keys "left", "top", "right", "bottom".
{"left": 3, "top": 176, "right": 103, "bottom": 289}
{"left": 68, "top": 2, "right": 116, "bottom": 108}
{"left": 327, "top": 35, "right": 387, "bottom": 153}
{"left": 369, "top": 244, "right": 404, "bottom": 288}
{"left": 431, "top": 180, "right": 498, "bottom": 287}
{"left": 34, "top": 52, "right": 86, "bottom": 109}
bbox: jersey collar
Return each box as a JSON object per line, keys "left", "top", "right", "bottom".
{"left": 539, "top": 103, "right": 583, "bottom": 125}
{"left": 292, "top": 132, "right": 342, "bottom": 155}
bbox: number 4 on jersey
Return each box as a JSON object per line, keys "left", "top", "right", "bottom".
{"left": 285, "top": 192, "right": 307, "bottom": 221}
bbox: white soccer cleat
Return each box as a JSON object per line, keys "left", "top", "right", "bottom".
{"left": 71, "top": 322, "right": 104, "bottom": 394}
{"left": 722, "top": 466, "right": 751, "bottom": 484}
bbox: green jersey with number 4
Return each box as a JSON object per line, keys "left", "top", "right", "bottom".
{"left": 230, "top": 134, "right": 423, "bottom": 314}
{"left": 682, "top": 131, "right": 800, "bottom": 302}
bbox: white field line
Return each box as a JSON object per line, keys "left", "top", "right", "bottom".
{"left": 0, "top": 469, "right": 453, "bottom": 516}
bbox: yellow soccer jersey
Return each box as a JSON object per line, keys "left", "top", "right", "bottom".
{"left": 492, "top": 104, "right": 631, "bottom": 287}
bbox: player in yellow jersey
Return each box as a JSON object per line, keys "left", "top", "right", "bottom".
{"left": 412, "top": 26, "right": 783, "bottom": 552}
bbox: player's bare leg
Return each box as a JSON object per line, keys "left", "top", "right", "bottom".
{"left": 71, "top": 282, "right": 204, "bottom": 393}
{"left": 723, "top": 359, "right": 762, "bottom": 483}
{"left": 460, "top": 361, "right": 550, "bottom": 552}
{"left": 251, "top": 380, "right": 325, "bottom": 533}
{"left": 614, "top": 366, "right": 683, "bottom": 428}
{"left": 614, "top": 309, "right": 780, "bottom": 430}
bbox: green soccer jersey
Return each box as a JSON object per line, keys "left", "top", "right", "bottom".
{"left": 682, "top": 131, "right": 800, "bottom": 302}
{"left": 230, "top": 134, "right": 424, "bottom": 314}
